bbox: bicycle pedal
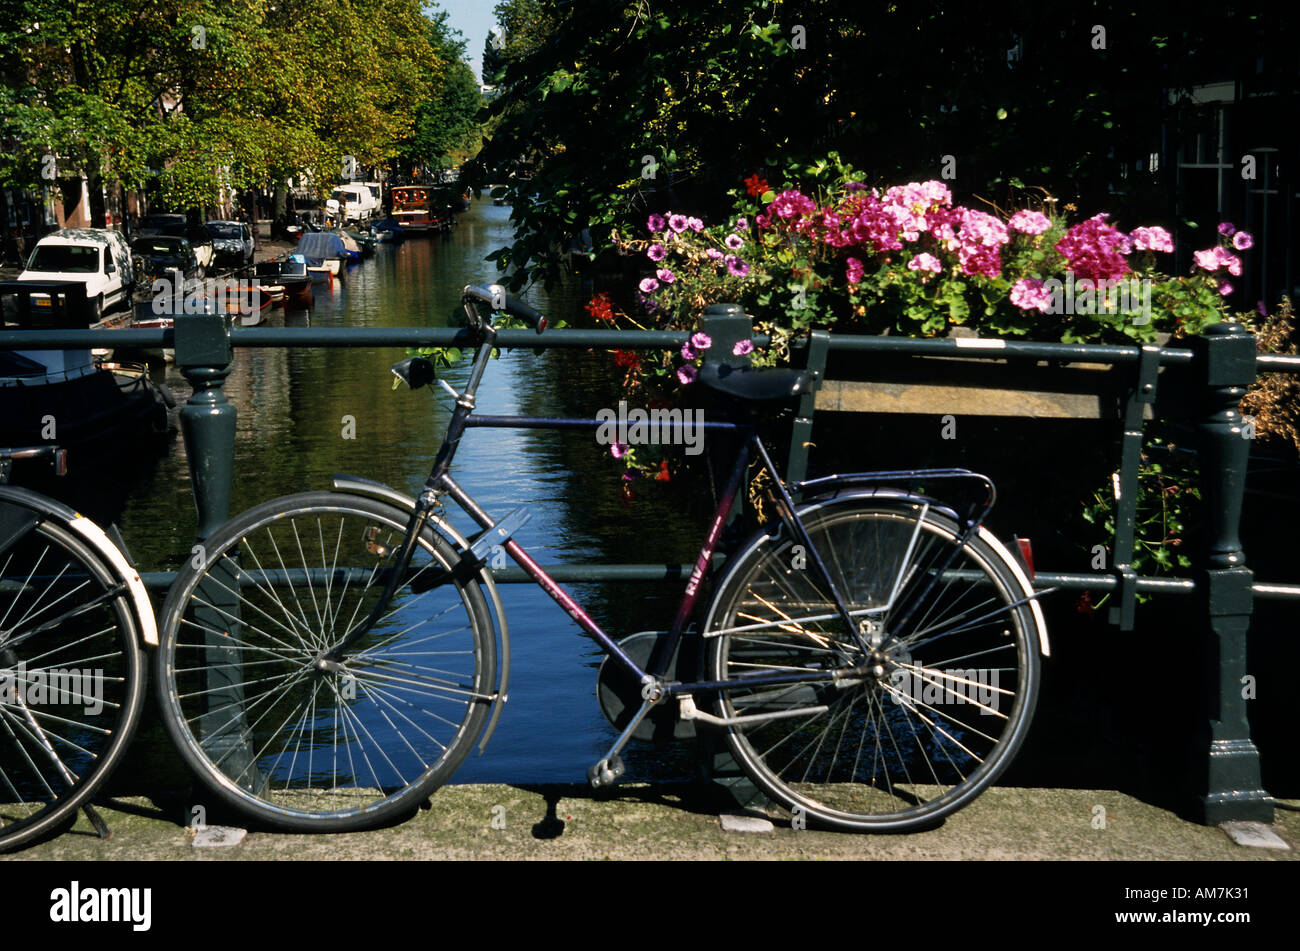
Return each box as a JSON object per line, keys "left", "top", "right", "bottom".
{"left": 586, "top": 754, "right": 625, "bottom": 789}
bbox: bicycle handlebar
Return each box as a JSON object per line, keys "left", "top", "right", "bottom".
{"left": 461, "top": 284, "right": 547, "bottom": 334}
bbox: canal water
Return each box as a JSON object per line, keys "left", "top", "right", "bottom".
{"left": 115, "top": 202, "right": 712, "bottom": 787}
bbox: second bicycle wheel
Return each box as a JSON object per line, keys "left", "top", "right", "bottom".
{"left": 155, "top": 492, "right": 496, "bottom": 832}
{"left": 705, "top": 495, "right": 1041, "bottom": 831}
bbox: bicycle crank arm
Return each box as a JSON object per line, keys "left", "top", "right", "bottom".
{"left": 677, "top": 694, "right": 829, "bottom": 727}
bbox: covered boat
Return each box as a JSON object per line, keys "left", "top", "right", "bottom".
{"left": 296, "top": 231, "right": 347, "bottom": 283}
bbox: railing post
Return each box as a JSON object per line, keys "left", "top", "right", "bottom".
{"left": 1192, "top": 321, "right": 1271, "bottom": 824}
{"left": 173, "top": 310, "right": 261, "bottom": 788}
{"left": 787, "top": 330, "right": 829, "bottom": 485}
{"left": 174, "top": 310, "right": 235, "bottom": 538}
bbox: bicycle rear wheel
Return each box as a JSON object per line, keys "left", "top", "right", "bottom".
{"left": 0, "top": 488, "right": 145, "bottom": 851}
{"left": 155, "top": 492, "right": 496, "bottom": 832}
{"left": 705, "top": 495, "right": 1041, "bottom": 831}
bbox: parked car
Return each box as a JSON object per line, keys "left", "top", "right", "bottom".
{"left": 17, "top": 228, "right": 135, "bottom": 322}
{"left": 137, "top": 213, "right": 187, "bottom": 238}
{"left": 206, "top": 220, "right": 254, "bottom": 267}
{"left": 130, "top": 235, "right": 199, "bottom": 281}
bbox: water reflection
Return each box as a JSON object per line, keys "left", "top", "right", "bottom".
{"left": 120, "top": 204, "right": 706, "bottom": 784}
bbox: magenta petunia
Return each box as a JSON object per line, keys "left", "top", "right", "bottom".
{"left": 668, "top": 214, "right": 689, "bottom": 233}
{"left": 647, "top": 243, "right": 666, "bottom": 262}
{"left": 647, "top": 213, "right": 666, "bottom": 232}
{"left": 732, "top": 339, "right": 755, "bottom": 357}
{"left": 706, "top": 248, "right": 723, "bottom": 260}
{"left": 687, "top": 217, "right": 704, "bottom": 232}
{"left": 638, "top": 277, "right": 659, "bottom": 294}
{"left": 677, "top": 364, "right": 699, "bottom": 385}
{"left": 611, "top": 442, "right": 629, "bottom": 459}
{"left": 734, "top": 217, "right": 749, "bottom": 231}
{"left": 656, "top": 268, "right": 675, "bottom": 284}
{"left": 724, "top": 233, "right": 744, "bottom": 251}
{"left": 691, "top": 332, "right": 712, "bottom": 351}
{"left": 725, "top": 256, "right": 749, "bottom": 277}
{"left": 680, "top": 342, "right": 696, "bottom": 360}
{"left": 1218, "top": 222, "right": 1236, "bottom": 237}
{"left": 1232, "top": 231, "right": 1253, "bottom": 251}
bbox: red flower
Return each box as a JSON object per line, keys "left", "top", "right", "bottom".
{"left": 655, "top": 460, "right": 670, "bottom": 482}
{"left": 585, "top": 292, "right": 615, "bottom": 323}
{"left": 744, "top": 174, "right": 770, "bottom": 198}
{"left": 613, "top": 349, "right": 641, "bottom": 369}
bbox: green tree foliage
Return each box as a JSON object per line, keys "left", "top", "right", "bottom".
{"left": 0, "top": 0, "right": 457, "bottom": 221}
{"left": 400, "top": 11, "right": 482, "bottom": 172}
{"left": 472, "top": 0, "right": 1296, "bottom": 290}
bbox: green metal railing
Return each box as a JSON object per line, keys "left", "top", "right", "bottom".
{"left": 3, "top": 299, "right": 1299, "bottom": 826}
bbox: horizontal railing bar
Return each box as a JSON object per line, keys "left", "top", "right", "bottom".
{"left": 1, "top": 325, "right": 1294, "bottom": 375}
{"left": 131, "top": 567, "right": 1295, "bottom": 597}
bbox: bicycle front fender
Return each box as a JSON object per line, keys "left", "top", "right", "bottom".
{"left": 329, "top": 474, "right": 511, "bottom": 752}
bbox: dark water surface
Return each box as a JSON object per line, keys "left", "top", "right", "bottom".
{"left": 118, "top": 203, "right": 709, "bottom": 786}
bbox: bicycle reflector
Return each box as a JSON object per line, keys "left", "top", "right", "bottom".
{"left": 391, "top": 356, "right": 436, "bottom": 390}
{"left": 1014, "top": 536, "right": 1036, "bottom": 579}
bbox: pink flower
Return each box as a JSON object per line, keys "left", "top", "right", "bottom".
{"left": 845, "top": 256, "right": 864, "bottom": 285}
{"left": 706, "top": 248, "right": 723, "bottom": 260}
{"left": 725, "top": 256, "right": 749, "bottom": 277}
{"left": 1008, "top": 210, "right": 1052, "bottom": 235}
{"left": 1193, "top": 248, "right": 1220, "bottom": 272}
{"left": 907, "top": 252, "right": 942, "bottom": 274}
{"left": 1218, "top": 280, "right": 1234, "bottom": 296}
{"left": 668, "top": 214, "right": 689, "bottom": 233}
{"left": 687, "top": 217, "right": 704, "bottom": 232}
{"left": 732, "top": 339, "right": 754, "bottom": 356}
{"left": 1009, "top": 277, "right": 1054, "bottom": 313}
{"left": 1055, "top": 214, "right": 1130, "bottom": 283}
{"left": 724, "top": 233, "right": 744, "bottom": 251}
{"left": 1131, "top": 226, "right": 1174, "bottom": 253}
{"left": 647, "top": 213, "right": 666, "bottom": 232}
{"left": 690, "top": 332, "right": 712, "bottom": 350}
{"left": 656, "top": 268, "right": 675, "bottom": 284}
{"left": 755, "top": 213, "right": 770, "bottom": 229}
{"left": 647, "top": 243, "right": 666, "bottom": 262}
{"left": 1232, "top": 231, "right": 1253, "bottom": 251}
{"left": 769, "top": 189, "right": 817, "bottom": 219}
{"left": 611, "top": 442, "right": 629, "bottom": 459}
{"left": 1218, "top": 222, "right": 1236, "bottom": 236}
{"left": 734, "top": 217, "right": 748, "bottom": 230}
{"left": 677, "top": 364, "right": 698, "bottom": 385}
{"left": 638, "top": 277, "right": 659, "bottom": 293}
{"left": 680, "top": 341, "right": 696, "bottom": 360}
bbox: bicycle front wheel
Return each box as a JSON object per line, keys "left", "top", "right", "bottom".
{"left": 155, "top": 492, "right": 497, "bottom": 832}
{"left": 705, "top": 495, "right": 1041, "bottom": 832}
{"left": 0, "top": 488, "right": 146, "bottom": 852}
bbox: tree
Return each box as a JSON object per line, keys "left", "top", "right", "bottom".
{"left": 473, "top": 0, "right": 1299, "bottom": 291}
{"left": 399, "top": 10, "right": 483, "bottom": 173}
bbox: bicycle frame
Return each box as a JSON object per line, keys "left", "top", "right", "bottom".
{"left": 327, "top": 314, "right": 1013, "bottom": 702}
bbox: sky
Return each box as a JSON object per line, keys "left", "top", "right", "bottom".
{"left": 434, "top": 0, "right": 499, "bottom": 84}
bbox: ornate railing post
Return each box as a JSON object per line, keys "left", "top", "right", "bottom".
{"left": 1193, "top": 321, "right": 1271, "bottom": 824}
{"left": 173, "top": 310, "right": 260, "bottom": 789}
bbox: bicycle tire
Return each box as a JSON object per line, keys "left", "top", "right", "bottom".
{"left": 0, "top": 487, "right": 146, "bottom": 852}
{"left": 155, "top": 492, "right": 497, "bottom": 832}
{"left": 704, "top": 494, "right": 1041, "bottom": 831}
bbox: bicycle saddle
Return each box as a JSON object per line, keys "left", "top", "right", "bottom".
{"left": 697, "top": 363, "right": 815, "bottom": 401}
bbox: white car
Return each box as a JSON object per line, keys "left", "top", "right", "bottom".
{"left": 326, "top": 184, "right": 378, "bottom": 223}
{"left": 17, "top": 228, "right": 135, "bottom": 322}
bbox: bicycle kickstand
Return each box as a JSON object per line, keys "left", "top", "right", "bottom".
{"left": 587, "top": 680, "right": 663, "bottom": 789}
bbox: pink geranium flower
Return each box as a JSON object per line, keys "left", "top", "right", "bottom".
{"left": 1008, "top": 210, "right": 1052, "bottom": 235}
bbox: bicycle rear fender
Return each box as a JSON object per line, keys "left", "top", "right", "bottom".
{"left": 0, "top": 486, "right": 157, "bottom": 647}
{"left": 776, "top": 483, "right": 1050, "bottom": 658}
{"left": 330, "top": 474, "right": 511, "bottom": 752}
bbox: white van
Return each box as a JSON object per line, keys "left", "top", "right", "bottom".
{"left": 325, "top": 184, "right": 378, "bottom": 223}
{"left": 18, "top": 228, "right": 135, "bottom": 322}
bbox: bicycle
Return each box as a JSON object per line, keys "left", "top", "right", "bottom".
{"left": 153, "top": 284, "right": 1051, "bottom": 833}
{"left": 0, "top": 446, "right": 154, "bottom": 851}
